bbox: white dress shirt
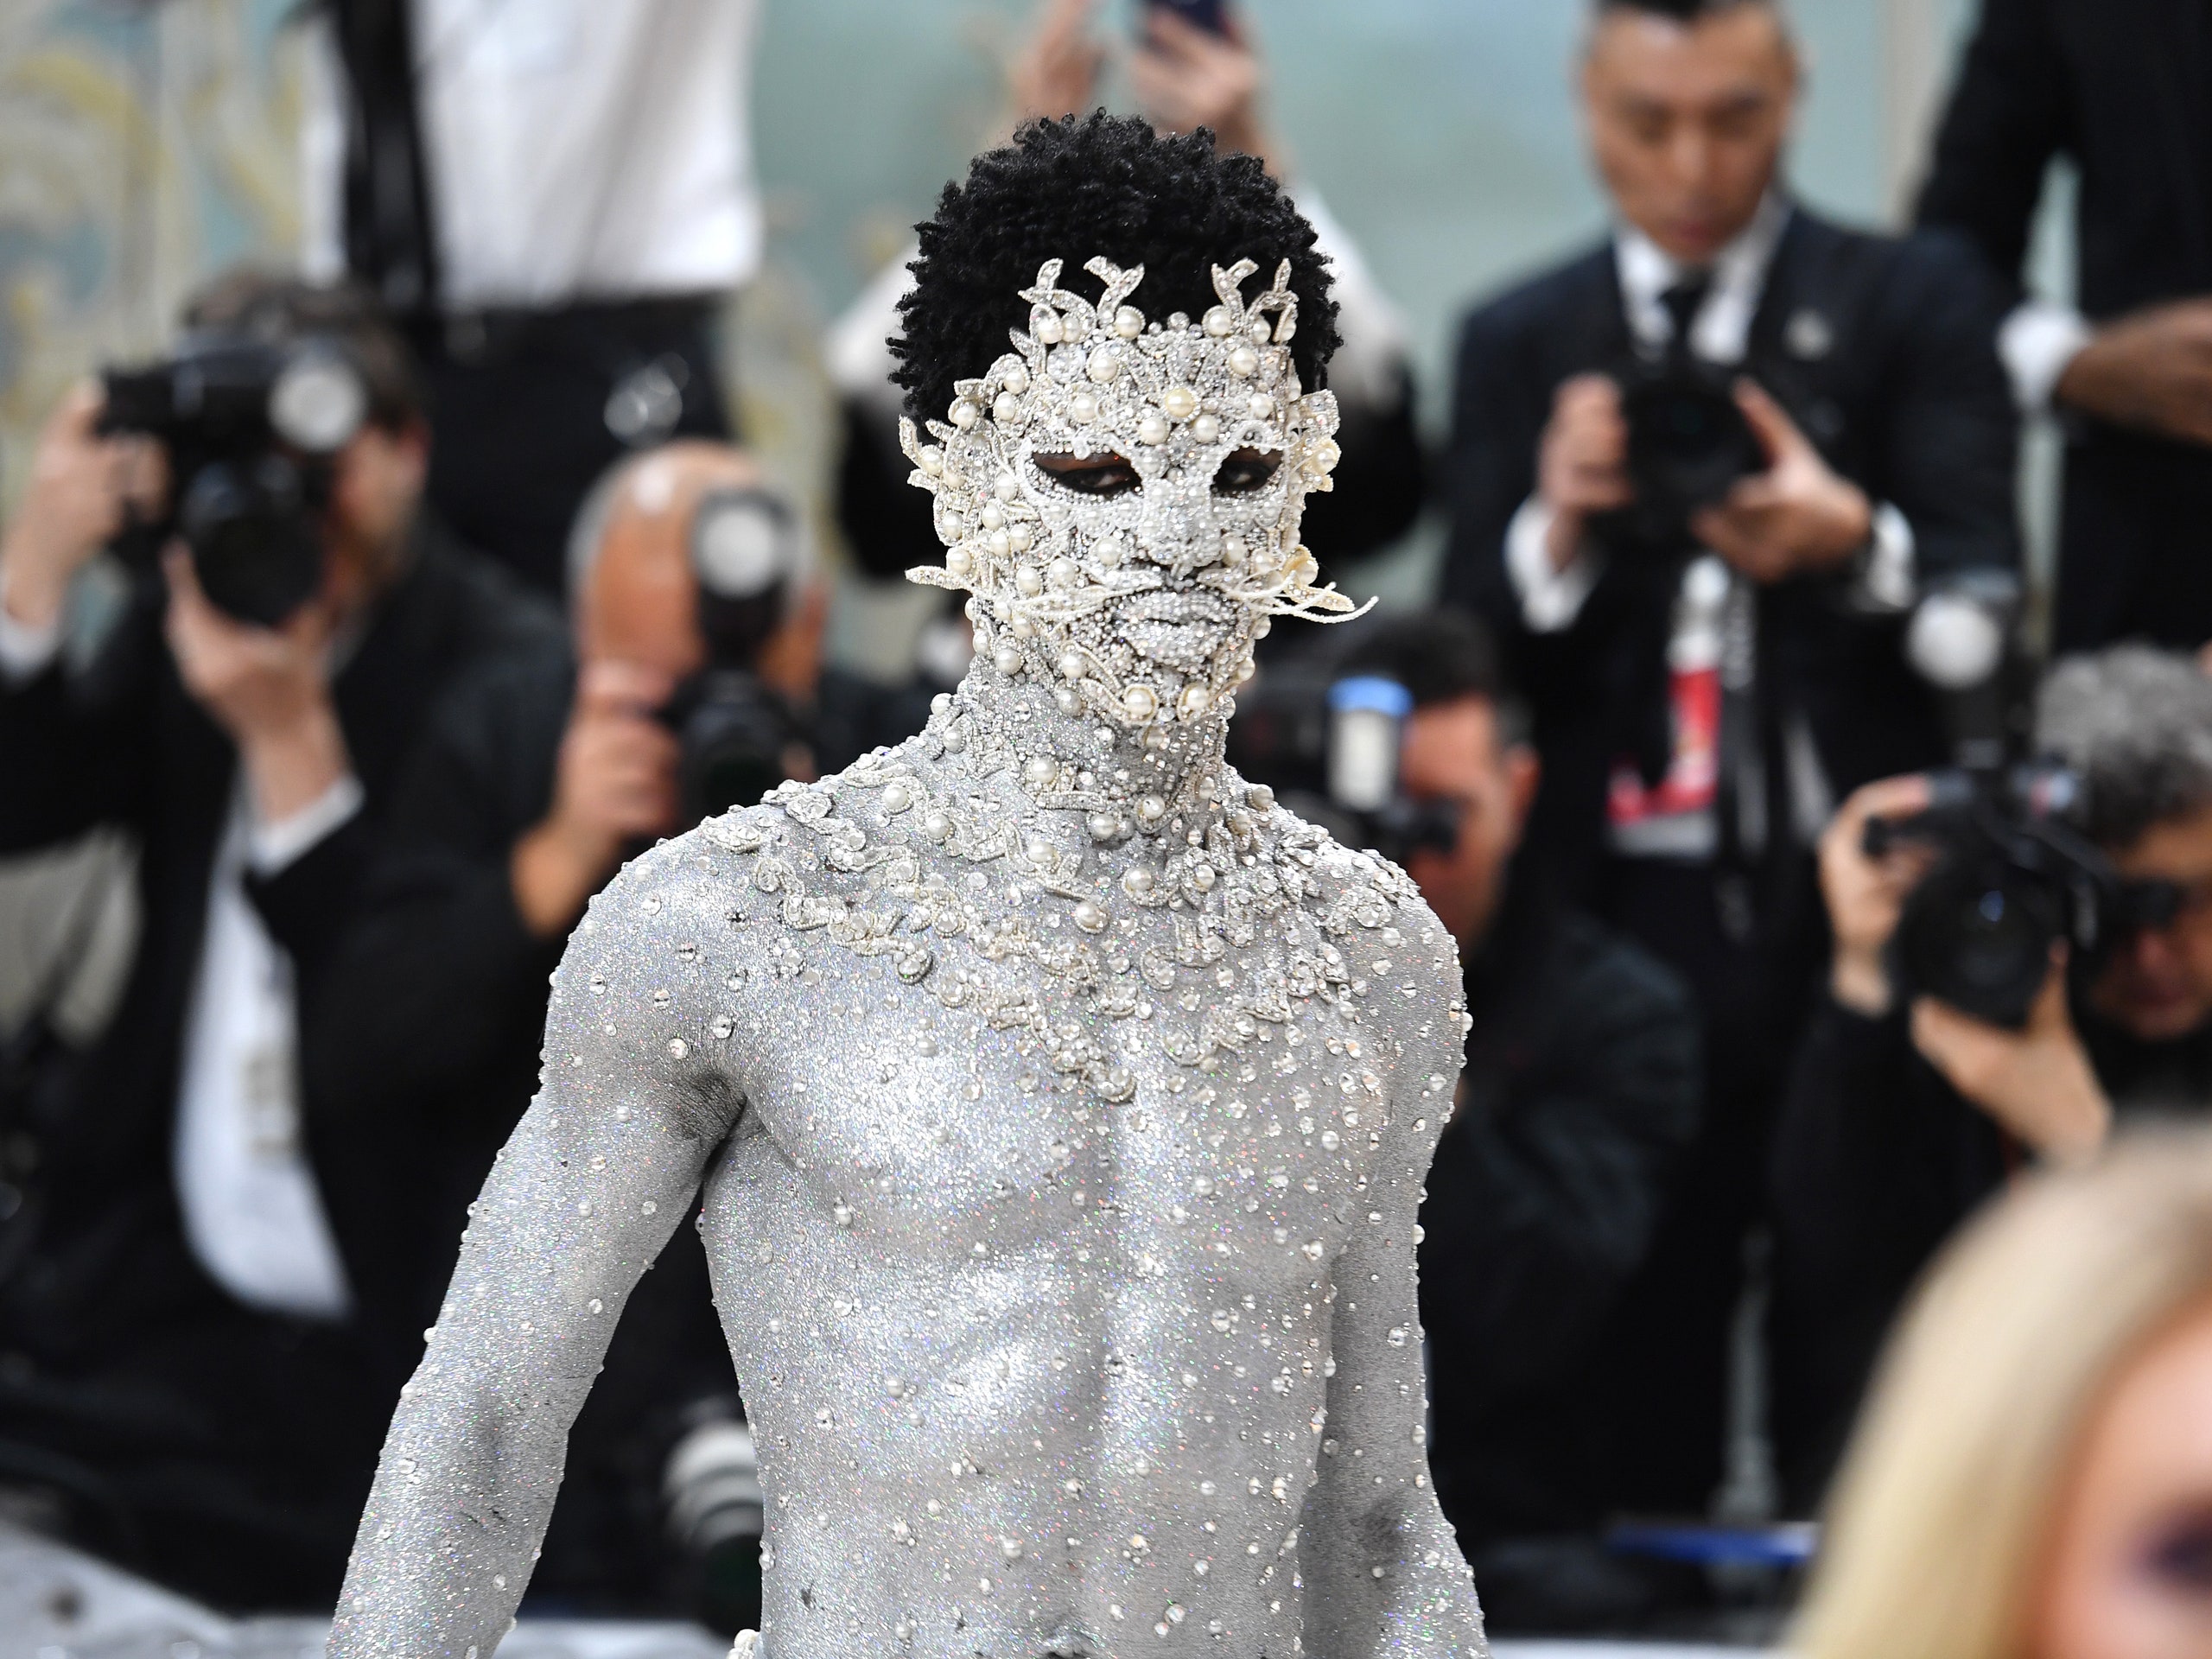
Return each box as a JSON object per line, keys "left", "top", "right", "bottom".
{"left": 302, "top": 0, "right": 765, "bottom": 309}
{"left": 0, "top": 606, "right": 358, "bottom": 1319}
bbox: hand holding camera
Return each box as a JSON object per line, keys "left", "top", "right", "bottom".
{"left": 513, "top": 661, "right": 682, "bottom": 940}
{"left": 1688, "top": 381, "right": 1873, "bottom": 583}
{"left": 0, "top": 383, "right": 163, "bottom": 631}
{"left": 1824, "top": 773, "right": 2115, "bottom": 1160}
{"left": 1910, "top": 956, "right": 2111, "bottom": 1163}
{"left": 1540, "top": 371, "right": 1872, "bottom": 579}
{"left": 162, "top": 546, "right": 349, "bottom": 827}
{"left": 1535, "top": 374, "right": 1634, "bottom": 570}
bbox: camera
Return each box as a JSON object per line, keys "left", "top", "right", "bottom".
{"left": 96, "top": 333, "right": 369, "bottom": 626}
{"left": 1227, "top": 663, "right": 1459, "bottom": 866}
{"left": 1866, "top": 766, "right": 2180, "bottom": 1030}
{"left": 1615, "top": 359, "right": 1766, "bottom": 548}
{"left": 664, "top": 487, "right": 812, "bottom": 823}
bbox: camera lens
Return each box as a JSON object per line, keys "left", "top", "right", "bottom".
{"left": 178, "top": 458, "right": 326, "bottom": 626}
{"left": 1948, "top": 885, "right": 2044, "bottom": 997}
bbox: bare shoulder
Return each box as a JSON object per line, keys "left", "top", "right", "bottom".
{"left": 1265, "top": 798, "right": 1469, "bottom": 1088}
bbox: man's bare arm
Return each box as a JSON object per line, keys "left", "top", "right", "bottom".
{"left": 328, "top": 841, "right": 747, "bottom": 1656}
{"left": 1300, "top": 1010, "right": 1486, "bottom": 1656}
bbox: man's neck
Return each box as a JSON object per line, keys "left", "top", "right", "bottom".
{"left": 932, "top": 664, "right": 1237, "bottom": 826}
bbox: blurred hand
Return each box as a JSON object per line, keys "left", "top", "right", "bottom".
{"left": 1535, "top": 374, "right": 1631, "bottom": 571}
{"left": 1912, "top": 955, "right": 2113, "bottom": 1164}
{"left": 2056, "top": 298, "right": 2212, "bottom": 448}
{"left": 163, "top": 548, "right": 350, "bottom": 826}
{"left": 1821, "top": 773, "right": 1936, "bottom": 1015}
{"left": 1009, "top": 0, "right": 1104, "bottom": 123}
{"left": 1130, "top": 8, "right": 1270, "bottom": 164}
{"left": 0, "top": 382, "right": 164, "bottom": 631}
{"left": 512, "top": 661, "right": 680, "bottom": 938}
{"left": 1691, "top": 380, "right": 1874, "bottom": 583}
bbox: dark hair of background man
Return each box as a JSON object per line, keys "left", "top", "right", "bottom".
{"left": 181, "top": 270, "right": 424, "bottom": 432}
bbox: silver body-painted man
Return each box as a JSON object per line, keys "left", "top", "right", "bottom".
{"left": 329, "top": 255, "right": 1487, "bottom": 1659}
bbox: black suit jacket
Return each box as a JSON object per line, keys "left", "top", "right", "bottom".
{"left": 0, "top": 522, "right": 565, "bottom": 1389}
{"left": 1440, "top": 206, "right": 2020, "bottom": 901}
{"left": 1917, "top": 0, "right": 2212, "bottom": 648}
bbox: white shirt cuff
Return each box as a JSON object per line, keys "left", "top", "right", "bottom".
{"left": 1504, "top": 497, "right": 1600, "bottom": 632}
{"left": 1999, "top": 299, "right": 2094, "bottom": 414}
{"left": 249, "top": 773, "right": 364, "bottom": 875}
{"left": 1854, "top": 502, "right": 1917, "bottom": 613}
{"left": 0, "top": 601, "right": 63, "bottom": 686}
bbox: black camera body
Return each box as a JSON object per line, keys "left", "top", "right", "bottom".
{"left": 97, "top": 334, "right": 369, "bottom": 626}
{"left": 1227, "top": 662, "right": 1459, "bottom": 867}
{"left": 1866, "top": 766, "right": 2178, "bottom": 1029}
{"left": 1614, "top": 358, "right": 1767, "bottom": 549}
{"left": 662, "top": 486, "right": 811, "bottom": 823}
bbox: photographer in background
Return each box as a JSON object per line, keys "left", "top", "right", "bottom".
{"left": 823, "top": 0, "right": 1423, "bottom": 766}
{"left": 1438, "top": 0, "right": 2019, "bottom": 1520}
{"left": 0, "top": 273, "right": 565, "bottom": 1605}
{"left": 1770, "top": 645, "right": 2212, "bottom": 1510}
{"left": 308, "top": 440, "right": 815, "bottom": 1615}
{"left": 1331, "top": 614, "right": 1703, "bottom": 1633}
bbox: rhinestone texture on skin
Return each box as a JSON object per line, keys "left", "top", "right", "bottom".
{"left": 327, "top": 256, "right": 1487, "bottom": 1659}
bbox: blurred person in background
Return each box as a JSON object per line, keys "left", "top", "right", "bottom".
{"left": 1794, "top": 1124, "right": 2212, "bottom": 1659}
{"left": 1438, "top": 0, "right": 2020, "bottom": 1521}
{"left": 310, "top": 439, "right": 818, "bottom": 1617}
{"left": 1332, "top": 613, "right": 1704, "bottom": 1632}
{"left": 822, "top": 0, "right": 1424, "bottom": 770}
{"left": 305, "top": 0, "right": 763, "bottom": 596}
{"left": 0, "top": 273, "right": 565, "bottom": 1605}
{"left": 1917, "top": 0, "right": 2212, "bottom": 652}
{"left": 1772, "top": 645, "right": 2212, "bottom": 1510}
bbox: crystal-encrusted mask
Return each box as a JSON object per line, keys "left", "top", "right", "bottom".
{"left": 901, "top": 255, "right": 1366, "bottom": 733}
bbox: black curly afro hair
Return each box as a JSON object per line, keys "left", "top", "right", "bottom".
{"left": 892, "top": 112, "right": 1342, "bottom": 428}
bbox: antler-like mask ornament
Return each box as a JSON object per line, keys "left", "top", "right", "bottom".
{"left": 901, "top": 256, "right": 1369, "bottom": 733}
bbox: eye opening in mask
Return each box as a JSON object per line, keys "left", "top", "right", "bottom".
{"left": 1214, "top": 448, "right": 1283, "bottom": 496}
{"left": 1033, "top": 451, "right": 1141, "bottom": 497}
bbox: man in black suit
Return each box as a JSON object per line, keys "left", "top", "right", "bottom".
{"left": 0, "top": 273, "right": 569, "bottom": 1605}
{"left": 1439, "top": 0, "right": 2019, "bottom": 1519}
{"left": 1917, "top": 0, "right": 2212, "bottom": 652}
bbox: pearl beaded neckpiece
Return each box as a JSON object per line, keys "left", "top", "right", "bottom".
{"left": 901, "top": 255, "right": 1367, "bottom": 734}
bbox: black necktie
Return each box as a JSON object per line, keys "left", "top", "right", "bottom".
{"left": 331, "top": 0, "right": 442, "bottom": 317}
{"left": 1661, "top": 274, "right": 1713, "bottom": 361}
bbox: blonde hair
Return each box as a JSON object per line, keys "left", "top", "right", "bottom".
{"left": 1795, "top": 1124, "right": 2212, "bottom": 1659}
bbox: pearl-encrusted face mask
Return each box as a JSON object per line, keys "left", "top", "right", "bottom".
{"left": 902, "top": 256, "right": 1366, "bottom": 732}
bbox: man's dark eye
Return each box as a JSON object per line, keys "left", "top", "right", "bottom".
{"left": 1034, "top": 454, "right": 1141, "bottom": 497}
{"left": 1215, "top": 448, "right": 1282, "bottom": 496}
